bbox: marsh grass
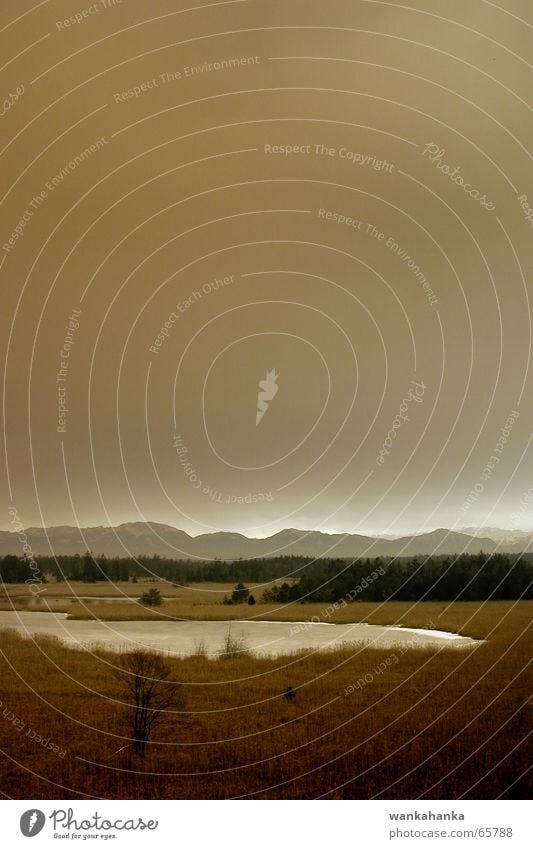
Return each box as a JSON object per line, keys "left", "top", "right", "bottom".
{"left": 2, "top": 580, "right": 529, "bottom": 643}
{"left": 62, "top": 598, "right": 530, "bottom": 641}
{"left": 0, "top": 601, "right": 530, "bottom": 799}
{"left": 218, "top": 627, "right": 252, "bottom": 658}
{"left": 192, "top": 639, "right": 208, "bottom": 657}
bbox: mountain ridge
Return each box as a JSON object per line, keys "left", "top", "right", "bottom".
{"left": 1, "top": 522, "right": 531, "bottom": 559}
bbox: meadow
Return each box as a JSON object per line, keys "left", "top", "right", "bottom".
{"left": 0, "top": 599, "right": 530, "bottom": 799}
{"left": 0, "top": 580, "right": 529, "bottom": 639}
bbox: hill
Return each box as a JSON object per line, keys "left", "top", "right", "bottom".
{"left": 0, "top": 522, "right": 512, "bottom": 559}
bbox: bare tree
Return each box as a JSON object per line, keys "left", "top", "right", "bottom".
{"left": 114, "top": 649, "right": 184, "bottom": 756}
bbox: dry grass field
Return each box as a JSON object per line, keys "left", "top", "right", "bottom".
{"left": 0, "top": 581, "right": 273, "bottom": 616}
{"left": 1, "top": 581, "right": 529, "bottom": 641}
{"left": 0, "top": 601, "right": 530, "bottom": 799}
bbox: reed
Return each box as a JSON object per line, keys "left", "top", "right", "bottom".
{"left": 0, "top": 602, "right": 530, "bottom": 799}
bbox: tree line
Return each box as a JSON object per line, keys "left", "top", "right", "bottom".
{"left": 263, "top": 553, "right": 532, "bottom": 602}
{"left": 0, "top": 553, "right": 310, "bottom": 584}
{"left": 0, "top": 551, "right": 530, "bottom": 601}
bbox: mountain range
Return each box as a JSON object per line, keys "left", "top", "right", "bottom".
{"left": 1, "top": 522, "right": 532, "bottom": 559}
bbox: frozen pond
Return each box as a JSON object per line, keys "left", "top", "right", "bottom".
{"left": 0, "top": 611, "right": 478, "bottom": 657}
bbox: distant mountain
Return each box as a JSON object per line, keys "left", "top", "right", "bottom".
{"left": 0, "top": 522, "right": 524, "bottom": 560}
{"left": 459, "top": 527, "right": 533, "bottom": 547}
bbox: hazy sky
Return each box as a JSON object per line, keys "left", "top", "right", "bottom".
{"left": 1, "top": 0, "right": 532, "bottom": 537}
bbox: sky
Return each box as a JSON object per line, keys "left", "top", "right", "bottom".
{"left": 1, "top": 0, "right": 532, "bottom": 538}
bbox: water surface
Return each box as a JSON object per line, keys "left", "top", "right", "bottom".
{"left": 0, "top": 611, "right": 478, "bottom": 657}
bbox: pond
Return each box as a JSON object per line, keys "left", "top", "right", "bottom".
{"left": 0, "top": 611, "right": 478, "bottom": 657}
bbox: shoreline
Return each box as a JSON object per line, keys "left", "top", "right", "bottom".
{"left": 0, "top": 611, "right": 479, "bottom": 657}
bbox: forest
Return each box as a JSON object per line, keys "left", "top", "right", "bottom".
{"left": 0, "top": 551, "right": 531, "bottom": 602}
